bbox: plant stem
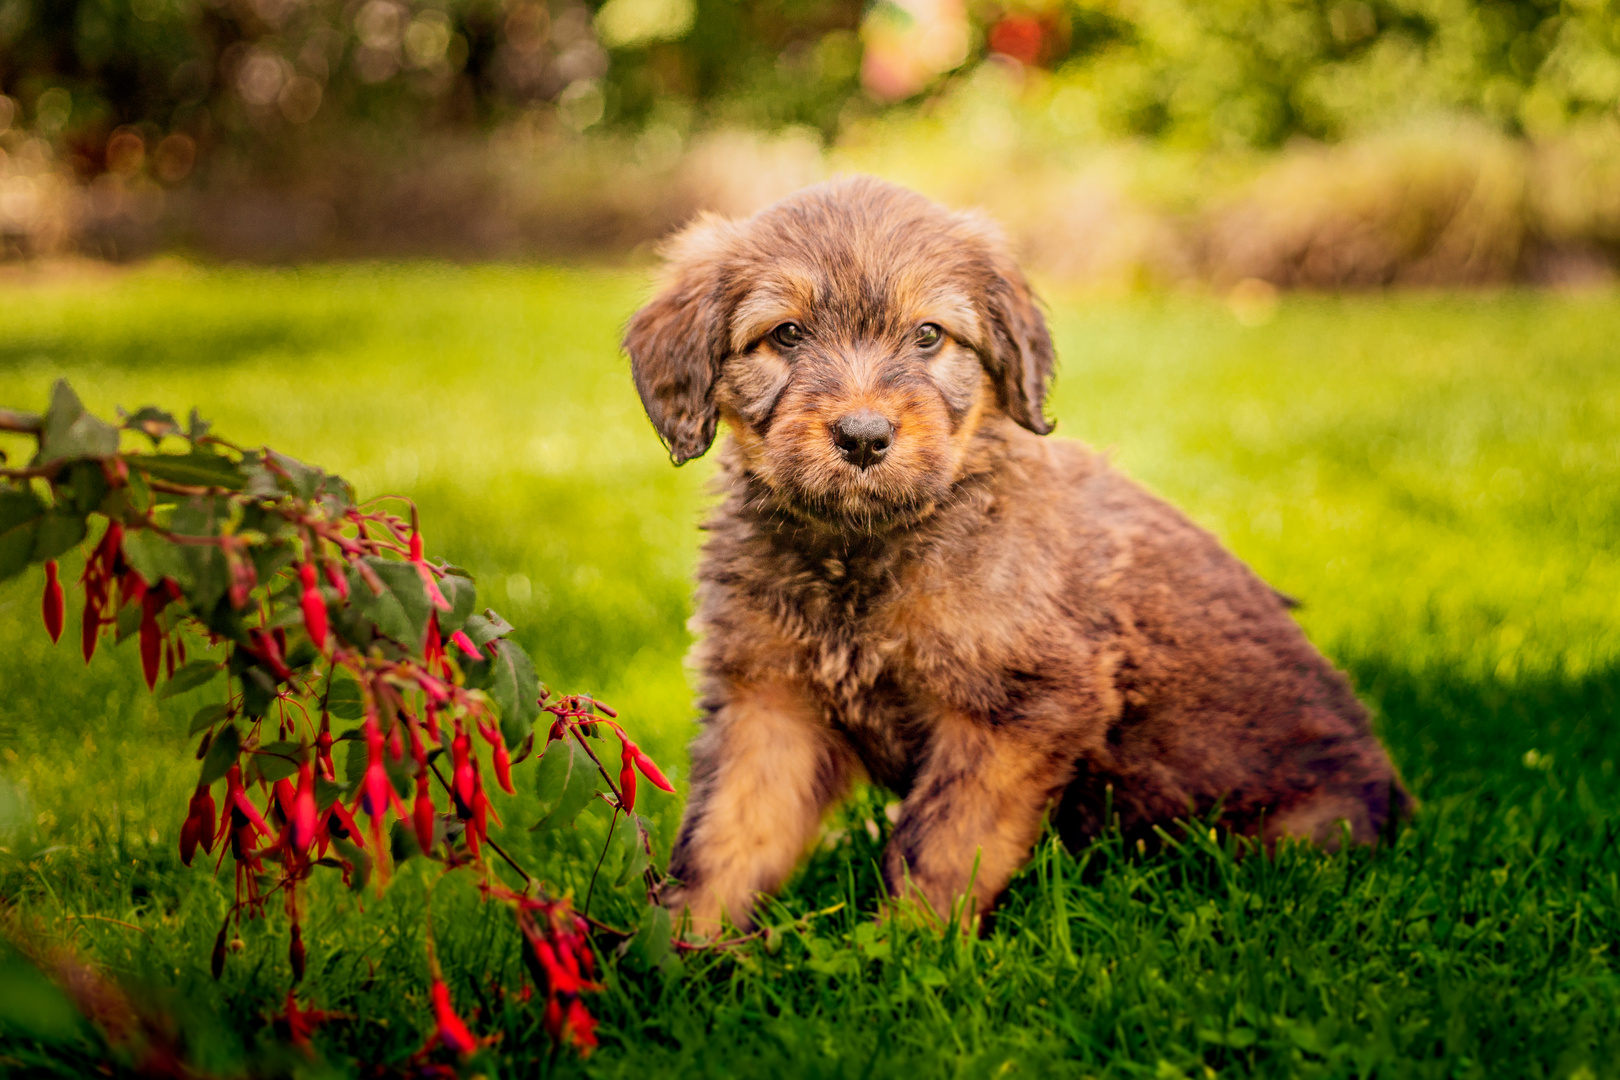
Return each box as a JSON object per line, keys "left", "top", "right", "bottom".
{"left": 584, "top": 808, "right": 618, "bottom": 917}
{"left": 425, "top": 758, "right": 533, "bottom": 885}
{"left": 0, "top": 408, "right": 43, "bottom": 434}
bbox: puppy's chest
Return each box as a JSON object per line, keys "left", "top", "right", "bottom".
{"left": 768, "top": 553, "right": 988, "bottom": 787}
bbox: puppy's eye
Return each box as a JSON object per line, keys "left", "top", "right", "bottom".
{"left": 915, "top": 323, "right": 944, "bottom": 349}
{"left": 771, "top": 322, "right": 805, "bottom": 349}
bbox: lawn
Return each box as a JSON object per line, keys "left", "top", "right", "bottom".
{"left": 2, "top": 262, "right": 1619, "bottom": 1078}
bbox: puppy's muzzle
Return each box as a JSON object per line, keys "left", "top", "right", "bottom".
{"left": 831, "top": 410, "right": 895, "bottom": 470}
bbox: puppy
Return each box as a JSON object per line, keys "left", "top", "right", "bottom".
{"left": 624, "top": 176, "right": 1409, "bottom": 933}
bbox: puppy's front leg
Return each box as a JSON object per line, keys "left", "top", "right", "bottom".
{"left": 664, "top": 682, "right": 856, "bottom": 934}
{"left": 885, "top": 712, "right": 1072, "bottom": 927}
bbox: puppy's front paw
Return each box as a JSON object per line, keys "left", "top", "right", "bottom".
{"left": 655, "top": 882, "right": 728, "bottom": 940}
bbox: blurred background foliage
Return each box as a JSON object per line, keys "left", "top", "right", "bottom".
{"left": 1, "top": 0, "right": 1619, "bottom": 278}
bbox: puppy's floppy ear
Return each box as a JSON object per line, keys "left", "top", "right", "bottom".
{"left": 962, "top": 217, "right": 1056, "bottom": 435}
{"left": 623, "top": 217, "right": 736, "bottom": 465}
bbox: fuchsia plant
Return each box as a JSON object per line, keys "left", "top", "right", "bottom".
{"left": 0, "top": 382, "right": 675, "bottom": 1063}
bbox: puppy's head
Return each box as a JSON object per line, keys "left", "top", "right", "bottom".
{"left": 624, "top": 176, "right": 1054, "bottom": 526}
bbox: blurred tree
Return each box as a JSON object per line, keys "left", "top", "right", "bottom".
{"left": 0, "top": 0, "right": 1616, "bottom": 187}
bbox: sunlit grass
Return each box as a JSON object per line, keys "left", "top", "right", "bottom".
{"left": 3, "top": 263, "right": 1619, "bottom": 1077}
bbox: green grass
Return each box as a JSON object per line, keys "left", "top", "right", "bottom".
{"left": 2, "top": 263, "right": 1619, "bottom": 1078}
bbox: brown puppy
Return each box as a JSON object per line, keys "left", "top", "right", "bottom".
{"left": 624, "top": 176, "right": 1409, "bottom": 933}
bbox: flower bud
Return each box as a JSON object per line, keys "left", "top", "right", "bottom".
{"left": 41, "top": 560, "right": 64, "bottom": 643}
{"left": 139, "top": 592, "right": 163, "bottom": 692}
{"left": 292, "top": 761, "right": 318, "bottom": 851}
{"left": 299, "top": 563, "right": 328, "bottom": 650}
{"left": 430, "top": 979, "right": 477, "bottom": 1058}
{"left": 413, "top": 774, "right": 436, "bottom": 855}
{"left": 630, "top": 744, "right": 676, "bottom": 793}
{"left": 323, "top": 557, "right": 349, "bottom": 599}
{"left": 492, "top": 739, "right": 514, "bottom": 796}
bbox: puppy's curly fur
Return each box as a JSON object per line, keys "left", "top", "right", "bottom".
{"left": 624, "top": 177, "right": 1409, "bottom": 932}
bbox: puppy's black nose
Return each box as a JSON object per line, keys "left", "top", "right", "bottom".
{"left": 831, "top": 411, "right": 894, "bottom": 470}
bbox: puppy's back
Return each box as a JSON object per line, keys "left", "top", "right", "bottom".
{"left": 1031, "top": 439, "right": 1409, "bottom": 846}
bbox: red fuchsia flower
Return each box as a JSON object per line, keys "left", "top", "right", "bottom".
{"left": 417, "top": 673, "right": 451, "bottom": 706}
{"left": 279, "top": 990, "right": 331, "bottom": 1055}
{"left": 423, "top": 701, "right": 441, "bottom": 743}
{"left": 449, "top": 630, "right": 482, "bottom": 661}
{"left": 322, "top": 556, "right": 349, "bottom": 600}
{"left": 80, "top": 591, "right": 100, "bottom": 663}
{"left": 222, "top": 765, "right": 274, "bottom": 842}
{"left": 224, "top": 540, "right": 257, "bottom": 609}
{"left": 529, "top": 932, "right": 602, "bottom": 1055}
{"left": 299, "top": 563, "right": 328, "bottom": 650}
{"left": 429, "top": 979, "right": 477, "bottom": 1059}
{"left": 76, "top": 522, "right": 125, "bottom": 662}
{"left": 562, "top": 998, "right": 598, "bottom": 1054}
{"left": 413, "top": 773, "right": 436, "bottom": 855}
{"left": 472, "top": 767, "right": 500, "bottom": 839}
{"left": 139, "top": 591, "right": 166, "bottom": 691}
{"left": 628, "top": 740, "right": 675, "bottom": 794}
{"left": 249, "top": 629, "right": 294, "bottom": 681}
{"left": 41, "top": 560, "right": 64, "bottom": 643}
{"left": 272, "top": 777, "right": 298, "bottom": 838}
{"left": 408, "top": 531, "right": 452, "bottom": 613}
{"left": 321, "top": 798, "right": 365, "bottom": 852}
{"left": 475, "top": 720, "right": 515, "bottom": 796}
{"left": 179, "top": 782, "right": 217, "bottom": 866}
{"left": 451, "top": 730, "right": 475, "bottom": 813}
{"left": 618, "top": 747, "right": 637, "bottom": 813}
{"left": 424, "top": 613, "right": 443, "bottom": 671}
{"left": 491, "top": 739, "right": 514, "bottom": 796}
{"left": 358, "top": 721, "right": 401, "bottom": 817}
{"left": 315, "top": 730, "right": 335, "bottom": 781}
{"left": 292, "top": 761, "right": 318, "bottom": 851}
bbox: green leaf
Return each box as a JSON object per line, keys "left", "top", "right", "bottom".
{"left": 532, "top": 737, "right": 598, "bottom": 831}
{"left": 160, "top": 660, "right": 222, "bottom": 699}
{"left": 330, "top": 837, "right": 370, "bottom": 893}
{"left": 36, "top": 380, "right": 119, "bottom": 465}
{"left": 315, "top": 777, "right": 348, "bottom": 810}
{"left": 115, "top": 600, "right": 142, "bottom": 644}
{"left": 0, "top": 487, "right": 47, "bottom": 584}
{"left": 267, "top": 451, "right": 321, "bottom": 500}
{"left": 247, "top": 741, "right": 306, "bottom": 783}
{"left": 122, "top": 406, "right": 180, "bottom": 444}
{"left": 391, "top": 819, "right": 423, "bottom": 863}
{"left": 325, "top": 674, "right": 366, "bottom": 720}
{"left": 29, "top": 512, "right": 86, "bottom": 563}
{"left": 66, "top": 461, "right": 109, "bottom": 516}
{"left": 465, "top": 639, "right": 541, "bottom": 749}
{"left": 351, "top": 557, "right": 431, "bottom": 652}
{"left": 343, "top": 736, "right": 368, "bottom": 786}
{"left": 631, "top": 904, "right": 673, "bottom": 969}
{"left": 0, "top": 944, "right": 87, "bottom": 1041}
{"left": 613, "top": 816, "right": 651, "bottom": 888}
{"left": 462, "top": 609, "right": 514, "bottom": 649}
{"left": 186, "top": 407, "right": 211, "bottom": 443}
{"left": 437, "top": 572, "right": 478, "bottom": 635}
{"left": 167, "top": 497, "right": 231, "bottom": 610}
{"left": 131, "top": 451, "right": 246, "bottom": 491}
{"left": 240, "top": 668, "right": 277, "bottom": 719}
{"left": 199, "top": 724, "right": 241, "bottom": 786}
{"left": 121, "top": 528, "right": 189, "bottom": 591}
{"left": 187, "top": 703, "right": 230, "bottom": 735}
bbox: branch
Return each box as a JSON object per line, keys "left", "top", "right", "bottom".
{"left": 0, "top": 409, "right": 43, "bottom": 434}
